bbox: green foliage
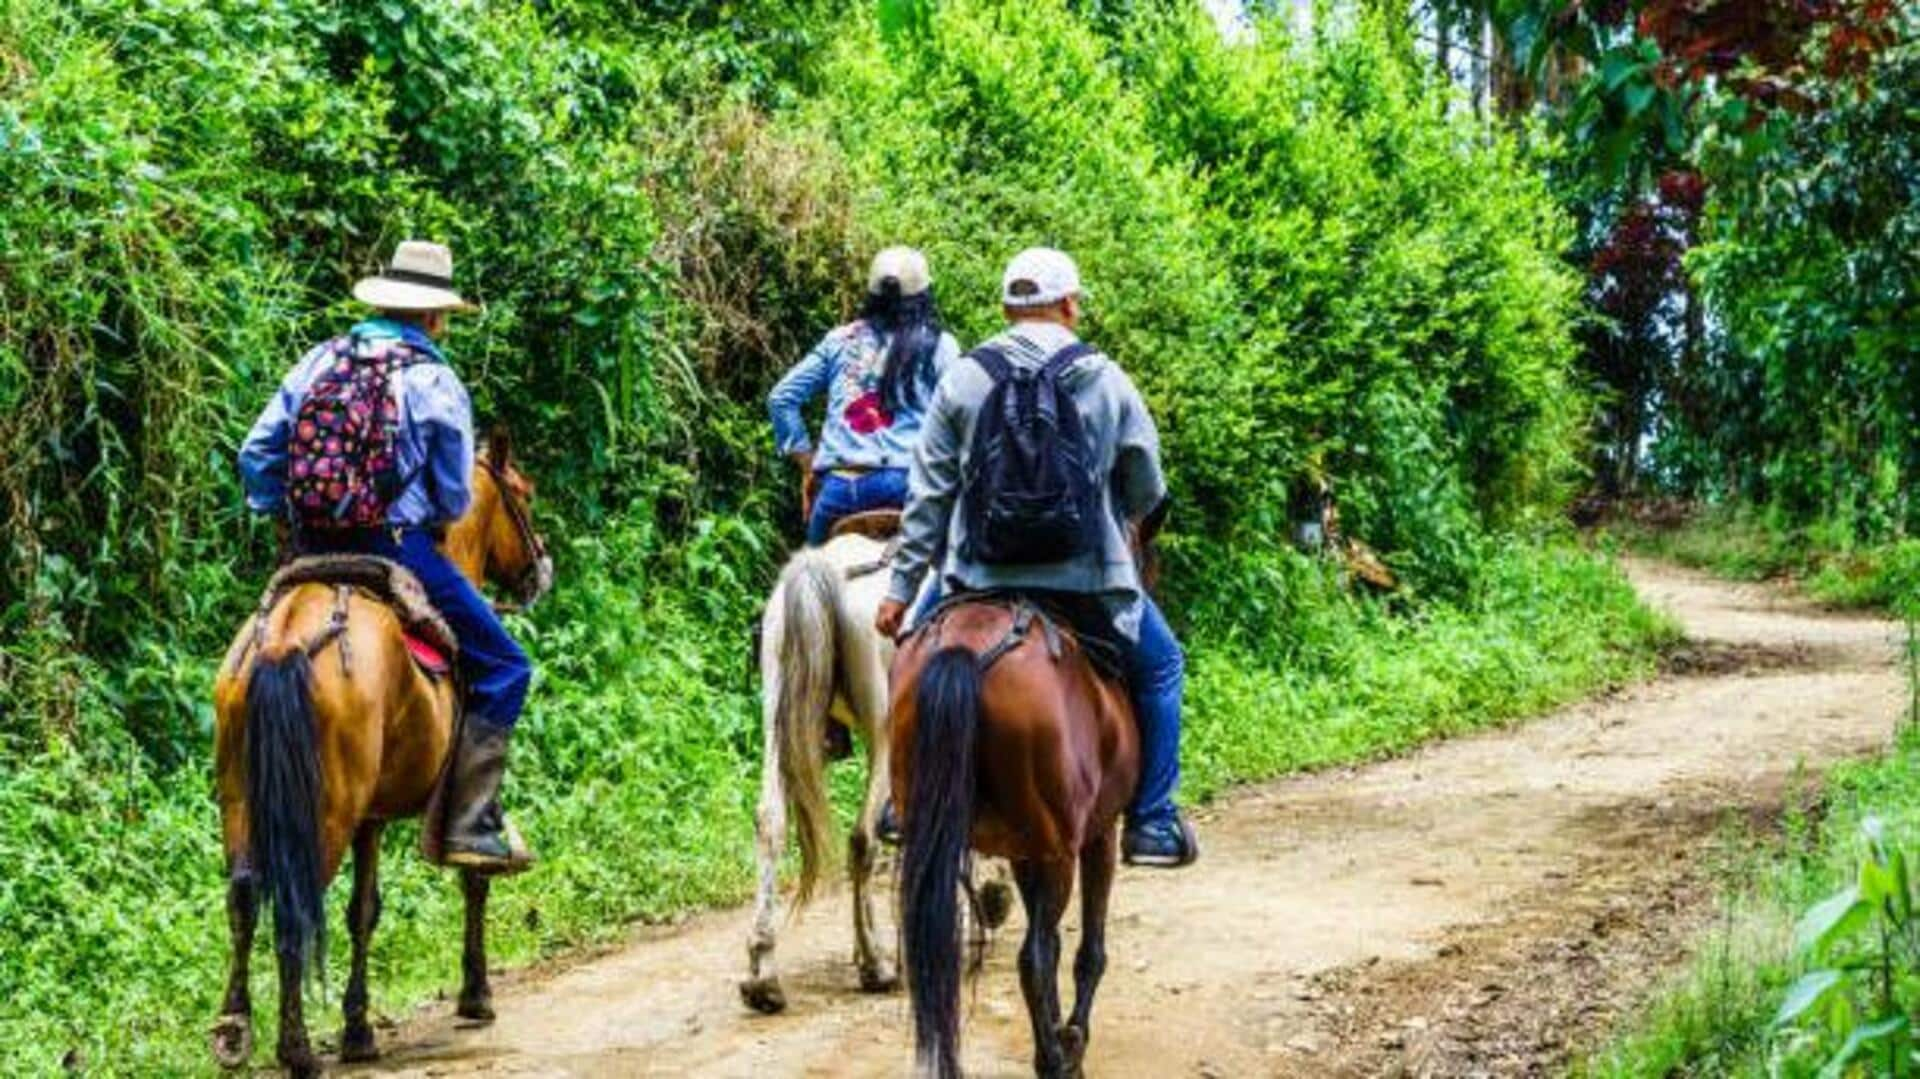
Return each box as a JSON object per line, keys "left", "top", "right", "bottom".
{"left": 1652, "top": 13, "right": 1920, "bottom": 534}
{"left": 0, "top": 0, "right": 1654, "bottom": 1071}
{"left": 1772, "top": 819, "right": 1919, "bottom": 1076}
{"left": 1141, "top": 7, "right": 1584, "bottom": 582}
{"left": 1583, "top": 731, "right": 1920, "bottom": 1079}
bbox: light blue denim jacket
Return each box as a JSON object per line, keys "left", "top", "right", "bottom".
{"left": 238, "top": 319, "right": 474, "bottom": 528}
{"left": 767, "top": 320, "right": 959, "bottom": 471}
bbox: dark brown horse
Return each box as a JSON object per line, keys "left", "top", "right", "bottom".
{"left": 892, "top": 598, "right": 1140, "bottom": 1078}
{"left": 208, "top": 433, "right": 548, "bottom": 1076}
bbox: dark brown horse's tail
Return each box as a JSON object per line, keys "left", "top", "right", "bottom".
{"left": 244, "top": 648, "right": 327, "bottom": 984}
{"left": 901, "top": 645, "right": 980, "bottom": 1079}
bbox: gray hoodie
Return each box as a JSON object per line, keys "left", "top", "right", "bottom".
{"left": 887, "top": 320, "right": 1167, "bottom": 641}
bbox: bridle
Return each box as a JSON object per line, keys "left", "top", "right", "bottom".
{"left": 481, "top": 456, "right": 553, "bottom": 611}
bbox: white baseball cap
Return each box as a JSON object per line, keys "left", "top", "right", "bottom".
{"left": 867, "top": 246, "right": 932, "bottom": 297}
{"left": 1001, "top": 247, "right": 1083, "bottom": 308}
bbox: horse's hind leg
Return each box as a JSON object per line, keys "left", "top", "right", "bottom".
{"left": 1013, "top": 859, "right": 1073, "bottom": 1079}
{"left": 340, "top": 822, "right": 384, "bottom": 1062}
{"left": 276, "top": 937, "right": 319, "bottom": 1077}
{"left": 457, "top": 870, "right": 495, "bottom": 1022}
{"left": 210, "top": 854, "right": 257, "bottom": 1069}
{"left": 851, "top": 735, "right": 898, "bottom": 993}
{"left": 741, "top": 722, "right": 789, "bottom": 1014}
{"left": 1062, "top": 830, "right": 1116, "bottom": 1074}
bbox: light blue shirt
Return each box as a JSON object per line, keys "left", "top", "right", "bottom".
{"left": 238, "top": 319, "right": 474, "bottom": 528}
{"left": 767, "top": 320, "right": 959, "bottom": 471}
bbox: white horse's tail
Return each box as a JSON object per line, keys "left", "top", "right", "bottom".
{"left": 771, "top": 551, "right": 840, "bottom": 905}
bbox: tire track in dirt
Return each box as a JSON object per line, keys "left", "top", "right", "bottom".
{"left": 360, "top": 559, "right": 1901, "bottom": 1077}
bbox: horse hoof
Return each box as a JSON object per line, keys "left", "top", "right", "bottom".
{"left": 339, "top": 1023, "right": 380, "bottom": 1063}
{"left": 1058, "top": 1023, "right": 1087, "bottom": 1071}
{"left": 859, "top": 965, "right": 900, "bottom": 994}
{"left": 979, "top": 879, "right": 1014, "bottom": 930}
{"left": 209, "top": 1014, "right": 252, "bottom": 1069}
{"left": 740, "top": 976, "right": 788, "bottom": 1014}
{"left": 457, "top": 993, "right": 496, "bottom": 1024}
{"left": 279, "top": 1046, "right": 321, "bottom": 1079}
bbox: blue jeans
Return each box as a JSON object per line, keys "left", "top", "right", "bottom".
{"left": 807, "top": 468, "right": 910, "bottom": 545}
{"left": 913, "top": 583, "right": 1184, "bottom": 826}
{"left": 297, "top": 528, "right": 532, "bottom": 730}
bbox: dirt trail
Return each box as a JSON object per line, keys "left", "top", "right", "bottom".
{"left": 366, "top": 560, "right": 1902, "bottom": 1077}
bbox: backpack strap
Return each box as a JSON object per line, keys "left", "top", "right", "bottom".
{"left": 968, "top": 345, "right": 1013, "bottom": 383}
{"left": 1039, "top": 341, "right": 1099, "bottom": 378}
{"left": 971, "top": 341, "right": 1096, "bottom": 383}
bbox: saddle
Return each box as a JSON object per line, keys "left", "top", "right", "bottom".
{"left": 250, "top": 555, "right": 459, "bottom": 677}
{"left": 829, "top": 511, "right": 905, "bottom": 580}
{"left": 828, "top": 509, "right": 903, "bottom": 542}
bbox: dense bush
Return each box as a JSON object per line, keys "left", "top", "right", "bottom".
{"left": 1125, "top": 12, "right": 1584, "bottom": 584}
{"left": 1650, "top": 12, "right": 1920, "bottom": 537}
{"left": 804, "top": 3, "right": 1585, "bottom": 594}
{"left": 0, "top": 0, "right": 1662, "bottom": 1070}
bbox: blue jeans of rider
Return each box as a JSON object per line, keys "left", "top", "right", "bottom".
{"left": 807, "top": 468, "right": 910, "bottom": 545}
{"left": 911, "top": 585, "right": 1185, "bottom": 826}
{"left": 300, "top": 528, "right": 532, "bottom": 729}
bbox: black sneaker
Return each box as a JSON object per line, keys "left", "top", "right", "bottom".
{"left": 1122, "top": 811, "right": 1198, "bottom": 868}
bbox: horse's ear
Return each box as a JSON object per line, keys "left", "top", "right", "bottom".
{"left": 486, "top": 426, "right": 513, "bottom": 469}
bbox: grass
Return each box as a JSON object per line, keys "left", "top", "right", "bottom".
{"left": 1577, "top": 730, "right": 1920, "bottom": 1078}
{"left": 0, "top": 530, "right": 1673, "bottom": 1073}
{"left": 1582, "top": 509, "right": 1920, "bottom": 1077}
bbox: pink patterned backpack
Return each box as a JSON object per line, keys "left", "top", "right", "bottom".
{"left": 286, "top": 333, "right": 437, "bottom": 529}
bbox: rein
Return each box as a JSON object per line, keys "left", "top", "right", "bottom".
{"left": 481, "top": 456, "right": 549, "bottom": 611}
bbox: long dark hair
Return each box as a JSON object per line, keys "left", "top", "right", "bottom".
{"left": 862, "top": 281, "right": 943, "bottom": 415}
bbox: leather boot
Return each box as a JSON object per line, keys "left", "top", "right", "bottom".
{"left": 444, "top": 718, "right": 534, "bottom": 875}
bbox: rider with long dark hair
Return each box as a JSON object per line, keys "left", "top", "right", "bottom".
{"left": 768, "top": 247, "right": 959, "bottom": 544}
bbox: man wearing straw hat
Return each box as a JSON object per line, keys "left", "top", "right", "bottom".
{"left": 239, "top": 240, "right": 534, "bottom": 874}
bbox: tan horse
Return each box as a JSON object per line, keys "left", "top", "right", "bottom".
{"left": 208, "top": 435, "right": 549, "bottom": 1077}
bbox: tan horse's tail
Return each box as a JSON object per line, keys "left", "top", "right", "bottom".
{"left": 244, "top": 645, "right": 327, "bottom": 984}
{"left": 772, "top": 552, "right": 840, "bottom": 905}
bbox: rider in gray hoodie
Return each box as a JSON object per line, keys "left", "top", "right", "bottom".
{"left": 876, "top": 248, "right": 1197, "bottom": 867}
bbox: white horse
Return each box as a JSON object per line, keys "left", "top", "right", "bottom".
{"left": 740, "top": 529, "right": 899, "bottom": 1011}
{"left": 740, "top": 525, "right": 1010, "bottom": 1013}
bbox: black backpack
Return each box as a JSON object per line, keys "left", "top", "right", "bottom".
{"left": 961, "top": 341, "right": 1102, "bottom": 565}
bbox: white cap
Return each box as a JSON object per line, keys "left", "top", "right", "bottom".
{"left": 1001, "top": 247, "right": 1083, "bottom": 308}
{"left": 867, "top": 246, "right": 932, "bottom": 296}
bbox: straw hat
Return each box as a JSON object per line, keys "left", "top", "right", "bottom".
{"left": 352, "top": 241, "right": 477, "bottom": 312}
